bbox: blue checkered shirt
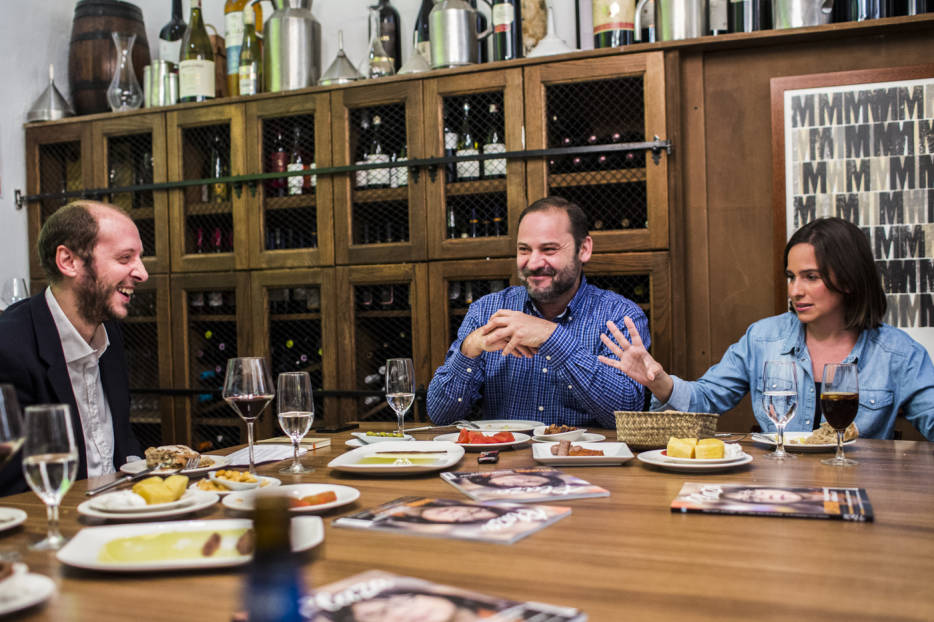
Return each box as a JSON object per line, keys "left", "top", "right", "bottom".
{"left": 427, "top": 276, "right": 649, "bottom": 428}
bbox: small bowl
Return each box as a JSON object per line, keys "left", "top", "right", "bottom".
{"left": 209, "top": 471, "right": 261, "bottom": 491}
{"left": 351, "top": 431, "right": 414, "bottom": 444}
{"left": 532, "top": 425, "right": 585, "bottom": 442}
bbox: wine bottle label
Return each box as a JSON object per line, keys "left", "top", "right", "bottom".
{"left": 709, "top": 0, "right": 728, "bottom": 31}
{"left": 482, "top": 143, "right": 506, "bottom": 177}
{"left": 456, "top": 149, "right": 480, "bottom": 179}
{"left": 368, "top": 153, "right": 391, "bottom": 186}
{"left": 592, "top": 0, "right": 635, "bottom": 33}
{"left": 309, "top": 162, "right": 317, "bottom": 187}
{"left": 444, "top": 130, "right": 459, "bottom": 150}
{"left": 416, "top": 41, "right": 431, "bottom": 61}
{"left": 225, "top": 12, "right": 245, "bottom": 76}
{"left": 179, "top": 59, "right": 215, "bottom": 99}
{"left": 395, "top": 158, "right": 408, "bottom": 187}
{"left": 238, "top": 65, "right": 258, "bottom": 96}
{"left": 287, "top": 162, "right": 305, "bottom": 195}
{"left": 159, "top": 38, "right": 181, "bottom": 64}
{"left": 492, "top": 3, "right": 515, "bottom": 31}
{"left": 355, "top": 160, "right": 368, "bottom": 188}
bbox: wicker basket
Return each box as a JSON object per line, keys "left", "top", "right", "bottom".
{"left": 614, "top": 410, "right": 719, "bottom": 450}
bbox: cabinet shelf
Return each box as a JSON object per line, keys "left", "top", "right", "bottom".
{"left": 352, "top": 187, "right": 408, "bottom": 203}
{"left": 124, "top": 316, "right": 156, "bottom": 324}
{"left": 192, "top": 416, "right": 242, "bottom": 428}
{"left": 127, "top": 207, "right": 155, "bottom": 219}
{"left": 355, "top": 309, "right": 411, "bottom": 318}
{"left": 187, "top": 200, "right": 232, "bottom": 215}
{"left": 130, "top": 411, "right": 162, "bottom": 425}
{"left": 445, "top": 178, "right": 506, "bottom": 196}
{"left": 190, "top": 314, "right": 236, "bottom": 322}
{"left": 270, "top": 312, "right": 321, "bottom": 321}
{"left": 264, "top": 195, "right": 316, "bottom": 210}
{"left": 549, "top": 168, "right": 646, "bottom": 188}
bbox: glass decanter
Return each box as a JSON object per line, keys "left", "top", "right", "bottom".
{"left": 107, "top": 32, "right": 144, "bottom": 112}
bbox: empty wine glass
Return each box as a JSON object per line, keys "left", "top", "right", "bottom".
{"left": 223, "top": 357, "right": 274, "bottom": 474}
{"left": 277, "top": 371, "right": 314, "bottom": 474}
{"left": 762, "top": 360, "right": 798, "bottom": 460}
{"left": 0, "top": 278, "right": 29, "bottom": 307}
{"left": 0, "top": 385, "right": 24, "bottom": 472}
{"left": 820, "top": 363, "right": 859, "bottom": 467}
{"left": 22, "top": 404, "right": 77, "bottom": 550}
{"left": 385, "top": 358, "right": 415, "bottom": 436}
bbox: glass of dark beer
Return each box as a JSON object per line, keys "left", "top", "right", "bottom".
{"left": 820, "top": 363, "right": 859, "bottom": 467}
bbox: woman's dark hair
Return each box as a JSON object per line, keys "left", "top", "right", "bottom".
{"left": 517, "top": 196, "right": 589, "bottom": 252}
{"left": 388, "top": 501, "right": 512, "bottom": 526}
{"left": 311, "top": 586, "right": 504, "bottom": 622}
{"left": 459, "top": 471, "right": 567, "bottom": 489}
{"left": 784, "top": 217, "right": 886, "bottom": 330}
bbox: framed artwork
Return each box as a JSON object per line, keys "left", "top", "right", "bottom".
{"left": 771, "top": 64, "right": 934, "bottom": 354}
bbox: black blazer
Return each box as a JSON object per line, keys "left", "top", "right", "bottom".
{"left": 0, "top": 293, "right": 142, "bottom": 496}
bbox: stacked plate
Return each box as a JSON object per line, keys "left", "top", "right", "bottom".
{"left": 637, "top": 448, "right": 753, "bottom": 473}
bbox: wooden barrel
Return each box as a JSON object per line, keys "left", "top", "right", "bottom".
{"left": 68, "top": 0, "right": 151, "bottom": 116}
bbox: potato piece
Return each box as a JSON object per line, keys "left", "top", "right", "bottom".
{"left": 694, "top": 438, "right": 725, "bottom": 459}
{"left": 164, "top": 474, "right": 189, "bottom": 500}
{"left": 132, "top": 476, "right": 174, "bottom": 505}
{"left": 667, "top": 437, "right": 696, "bottom": 459}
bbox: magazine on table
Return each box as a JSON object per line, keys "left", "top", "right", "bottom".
{"left": 332, "top": 496, "right": 571, "bottom": 544}
{"left": 299, "top": 569, "right": 587, "bottom": 621}
{"left": 441, "top": 467, "right": 610, "bottom": 503}
{"left": 670, "top": 483, "right": 874, "bottom": 522}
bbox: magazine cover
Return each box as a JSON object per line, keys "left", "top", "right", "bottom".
{"left": 441, "top": 468, "right": 610, "bottom": 503}
{"left": 671, "top": 483, "right": 874, "bottom": 522}
{"left": 333, "top": 496, "right": 571, "bottom": 544}
{"left": 299, "top": 569, "right": 587, "bottom": 621}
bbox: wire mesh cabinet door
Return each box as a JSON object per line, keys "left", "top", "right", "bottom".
{"left": 91, "top": 114, "right": 170, "bottom": 274}
{"left": 245, "top": 93, "right": 334, "bottom": 269}
{"left": 524, "top": 52, "right": 670, "bottom": 252}
{"left": 331, "top": 81, "right": 427, "bottom": 265}
{"left": 423, "top": 68, "right": 525, "bottom": 261}
{"left": 167, "top": 105, "right": 247, "bottom": 273}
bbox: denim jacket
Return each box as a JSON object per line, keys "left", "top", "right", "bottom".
{"left": 654, "top": 312, "right": 934, "bottom": 440}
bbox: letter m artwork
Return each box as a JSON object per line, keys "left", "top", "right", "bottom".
{"left": 794, "top": 196, "right": 816, "bottom": 228}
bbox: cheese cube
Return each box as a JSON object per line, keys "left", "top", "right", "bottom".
{"left": 132, "top": 476, "right": 174, "bottom": 505}
{"left": 164, "top": 474, "right": 189, "bottom": 501}
{"left": 667, "top": 437, "right": 696, "bottom": 458}
{"left": 695, "top": 438, "right": 725, "bottom": 459}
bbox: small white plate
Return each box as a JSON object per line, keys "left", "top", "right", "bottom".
{"left": 56, "top": 517, "right": 323, "bottom": 572}
{"left": 532, "top": 425, "right": 585, "bottom": 442}
{"left": 532, "top": 432, "right": 606, "bottom": 443}
{"left": 189, "top": 475, "right": 281, "bottom": 496}
{"left": 77, "top": 490, "right": 219, "bottom": 521}
{"left": 328, "top": 440, "right": 465, "bottom": 474}
{"left": 350, "top": 432, "right": 415, "bottom": 444}
{"left": 89, "top": 490, "right": 194, "bottom": 513}
{"left": 637, "top": 449, "right": 753, "bottom": 472}
{"left": 657, "top": 448, "right": 745, "bottom": 464}
{"left": 120, "top": 455, "right": 230, "bottom": 477}
{"left": 433, "top": 432, "right": 531, "bottom": 451}
{"left": 0, "top": 507, "right": 27, "bottom": 532}
{"left": 457, "top": 420, "right": 541, "bottom": 432}
{"left": 0, "top": 564, "right": 55, "bottom": 616}
{"left": 223, "top": 483, "right": 360, "bottom": 513}
{"left": 752, "top": 432, "right": 857, "bottom": 452}
{"left": 532, "top": 442, "right": 634, "bottom": 466}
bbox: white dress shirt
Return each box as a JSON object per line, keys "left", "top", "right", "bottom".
{"left": 45, "top": 288, "right": 116, "bottom": 476}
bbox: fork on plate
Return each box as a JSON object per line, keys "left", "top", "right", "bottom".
{"left": 85, "top": 455, "right": 200, "bottom": 496}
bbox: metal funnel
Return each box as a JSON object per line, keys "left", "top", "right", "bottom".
{"left": 318, "top": 31, "right": 364, "bottom": 85}
{"left": 27, "top": 65, "right": 75, "bottom": 122}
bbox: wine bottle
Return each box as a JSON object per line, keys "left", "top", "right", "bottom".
{"left": 491, "top": 1, "right": 522, "bottom": 61}
{"left": 638, "top": 0, "right": 655, "bottom": 42}
{"left": 444, "top": 114, "right": 459, "bottom": 183}
{"left": 446, "top": 206, "right": 458, "bottom": 239}
{"left": 592, "top": 0, "right": 636, "bottom": 47}
{"left": 237, "top": 7, "right": 261, "bottom": 96}
{"left": 482, "top": 103, "right": 506, "bottom": 179}
{"left": 464, "top": 281, "right": 474, "bottom": 304}
{"left": 374, "top": 0, "right": 402, "bottom": 72}
{"left": 414, "top": 0, "right": 434, "bottom": 62}
{"left": 246, "top": 495, "right": 304, "bottom": 622}
{"left": 367, "top": 115, "right": 391, "bottom": 188}
{"left": 212, "top": 226, "right": 224, "bottom": 253}
{"left": 471, "top": 0, "right": 490, "bottom": 63}
{"left": 224, "top": 0, "right": 263, "bottom": 97}
{"left": 367, "top": 7, "right": 395, "bottom": 78}
{"left": 393, "top": 143, "right": 408, "bottom": 187}
{"left": 709, "top": 0, "right": 728, "bottom": 34}
{"left": 179, "top": 0, "right": 215, "bottom": 103}
{"left": 456, "top": 102, "right": 480, "bottom": 181}
{"left": 729, "top": 0, "right": 770, "bottom": 31}
{"left": 209, "top": 132, "right": 230, "bottom": 203}
{"left": 469, "top": 207, "right": 480, "bottom": 237}
{"left": 159, "top": 0, "right": 186, "bottom": 66}
{"left": 287, "top": 126, "right": 309, "bottom": 196}
{"left": 492, "top": 205, "right": 505, "bottom": 236}
{"left": 133, "top": 147, "right": 154, "bottom": 209}
{"left": 356, "top": 114, "right": 371, "bottom": 189}
{"left": 268, "top": 129, "right": 288, "bottom": 197}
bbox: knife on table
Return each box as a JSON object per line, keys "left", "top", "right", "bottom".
{"left": 85, "top": 466, "right": 158, "bottom": 496}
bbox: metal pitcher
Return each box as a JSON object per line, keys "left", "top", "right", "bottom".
{"left": 772, "top": 0, "right": 832, "bottom": 28}
{"left": 264, "top": 0, "right": 320, "bottom": 92}
{"left": 429, "top": 0, "right": 492, "bottom": 69}
{"left": 635, "top": 0, "right": 707, "bottom": 41}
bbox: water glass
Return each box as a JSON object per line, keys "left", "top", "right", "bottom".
{"left": 0, "top": 278, "right": 29, "bottom": 307}
{"left": 223, "top": 357, "right": 274, "bottom": 474}
{"left": 385, "top": 358, "right": 415, "bottom": 436}
{"left": 22, "top": 404, "right": 78, "bottom": 550}
{"left": 0, "top": 385, "right": 24, "bottom": 470}
{"left": 762, "top": 360, "right": 798, "bottom": 460}
{"left": 820, "top": 363, "right": 859, "bottom": 467}
{"left": 277, "top": 372, "right": 314, "bottom": 474}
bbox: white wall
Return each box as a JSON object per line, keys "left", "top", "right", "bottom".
{"left": 0, "top": 0, "right": 578, "bottom": 305}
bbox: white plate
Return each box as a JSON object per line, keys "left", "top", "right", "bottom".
{"left": 752, "top": 432, "right": 857, "bottom": 452}
{"left": 532, "top": 432, "right": 606, "bottom": 443}
{"left": 532, "top": 425, "right": 585, "bottom": 442}
{"left": 637, "top": 449, "right": 753, "bottom": 473}
{"left": 89, "top": 490, "right": 194, "bottom": 513}
{"left": 532, "top": 442, "right": 634, "bottom": 466}
{"left": 56, "top": 517, "right": 323, "bottom": 572}
{"left": 350, "top": 432, "right": 415, "bottom": 444}
{"left": 328, "top": 440, "right": 465, "bottom": 474}
{"left": 457, "top": 420, "right": 542, "bottom": 432}
{"left": 189, "top": 475, "right": 281, "bottom": 496}
{"left": 433, "top": 432, "right": 531, "bottom": 451}
{"left": 77, "top": 490, "right": 219, "bottom": 520}
{"left": 0, "top": 564, "right": 55, "bottom": 616}
{"left": 223, "top": 483, "right": 360, "bottom": 513}
{"left": 120, "top": 455, "right": 230, "bottom": 476}
{"left": 657, "top": 448, "right": 745, "bottom": 464}
{"left": 0, "top": 507, "right": 27, "bottom": 532}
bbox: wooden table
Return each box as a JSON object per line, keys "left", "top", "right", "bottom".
{"left": 3, "top": 428, "right": 934, "bottom": 621}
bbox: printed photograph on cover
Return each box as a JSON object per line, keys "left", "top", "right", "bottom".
{"left": 671, "top": 483, "right": 873, "bottom": 521}
{"left": 441, "top": 467, "right": 609, "bottom": 503}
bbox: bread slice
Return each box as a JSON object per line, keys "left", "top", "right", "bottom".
{"left": 144, "top": 444, "right": 200, "bottom": 469}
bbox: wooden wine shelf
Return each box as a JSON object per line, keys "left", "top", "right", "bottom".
{"left": 355, "top": 310, "right": 412, "bottom": 318}
{"left": 548, "top": 167, "right": 646, "bottom": 188}
{"left": 192, "top": 416, "right": 242, "bottom": 428}
{"left": 129, "top": 412, "right": 162, "bottom": 425}
{"left": 186, "top": 200, "right": 233, "bottom": 215}
{"left": 126, "top": 207, "right": 156, "bottom": 219}
{"left": 352, "top": 187, "right": 409, "bottom": 203}
{"left": 124, "top": 316, "right": 157, "bottom": 324}
{"left": 264, "top": 195, "right": 316, "bottom": 211}
{"left": 270, "top": 312, "right": 322, "bottom": 321}
{"left": 190, "top": 314, "right": 237, "bottom": 322}
{"left": 445, "top": 177, "right": 507, "bottom": 196}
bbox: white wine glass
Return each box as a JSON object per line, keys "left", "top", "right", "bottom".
{"left": 820, "top": 363, "right": 859, "bottom": 467}
{"left": 0, "top": 278, "right": 29, "bottom": 307}
{"left": 223, "top": 357, "right": 274, "bottom": 475}
{"left": 22, "top": 404, "right": 78, "bottom": 550}
{"left": 762, "top": 360, "right": 798, "bottom": 460}
{"left": 277, "top": 371, "right": 314, "bottom": 474}
{"left": 385, "top": 358, "right": 415, "bottom": 436}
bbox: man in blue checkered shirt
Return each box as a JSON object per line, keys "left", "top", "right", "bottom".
{"left": 427, "top": 196, "right": 649, "bottom": 428}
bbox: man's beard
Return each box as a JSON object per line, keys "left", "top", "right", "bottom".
{"left": 75, "top": 260, "right": 118, "bottom": 325}
{"left": 518, "top": 256, "right": 581, "bottom": 304}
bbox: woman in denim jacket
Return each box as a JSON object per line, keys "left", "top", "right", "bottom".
{"left": 599, "top": 218, "right": 934, "bottom": 440}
